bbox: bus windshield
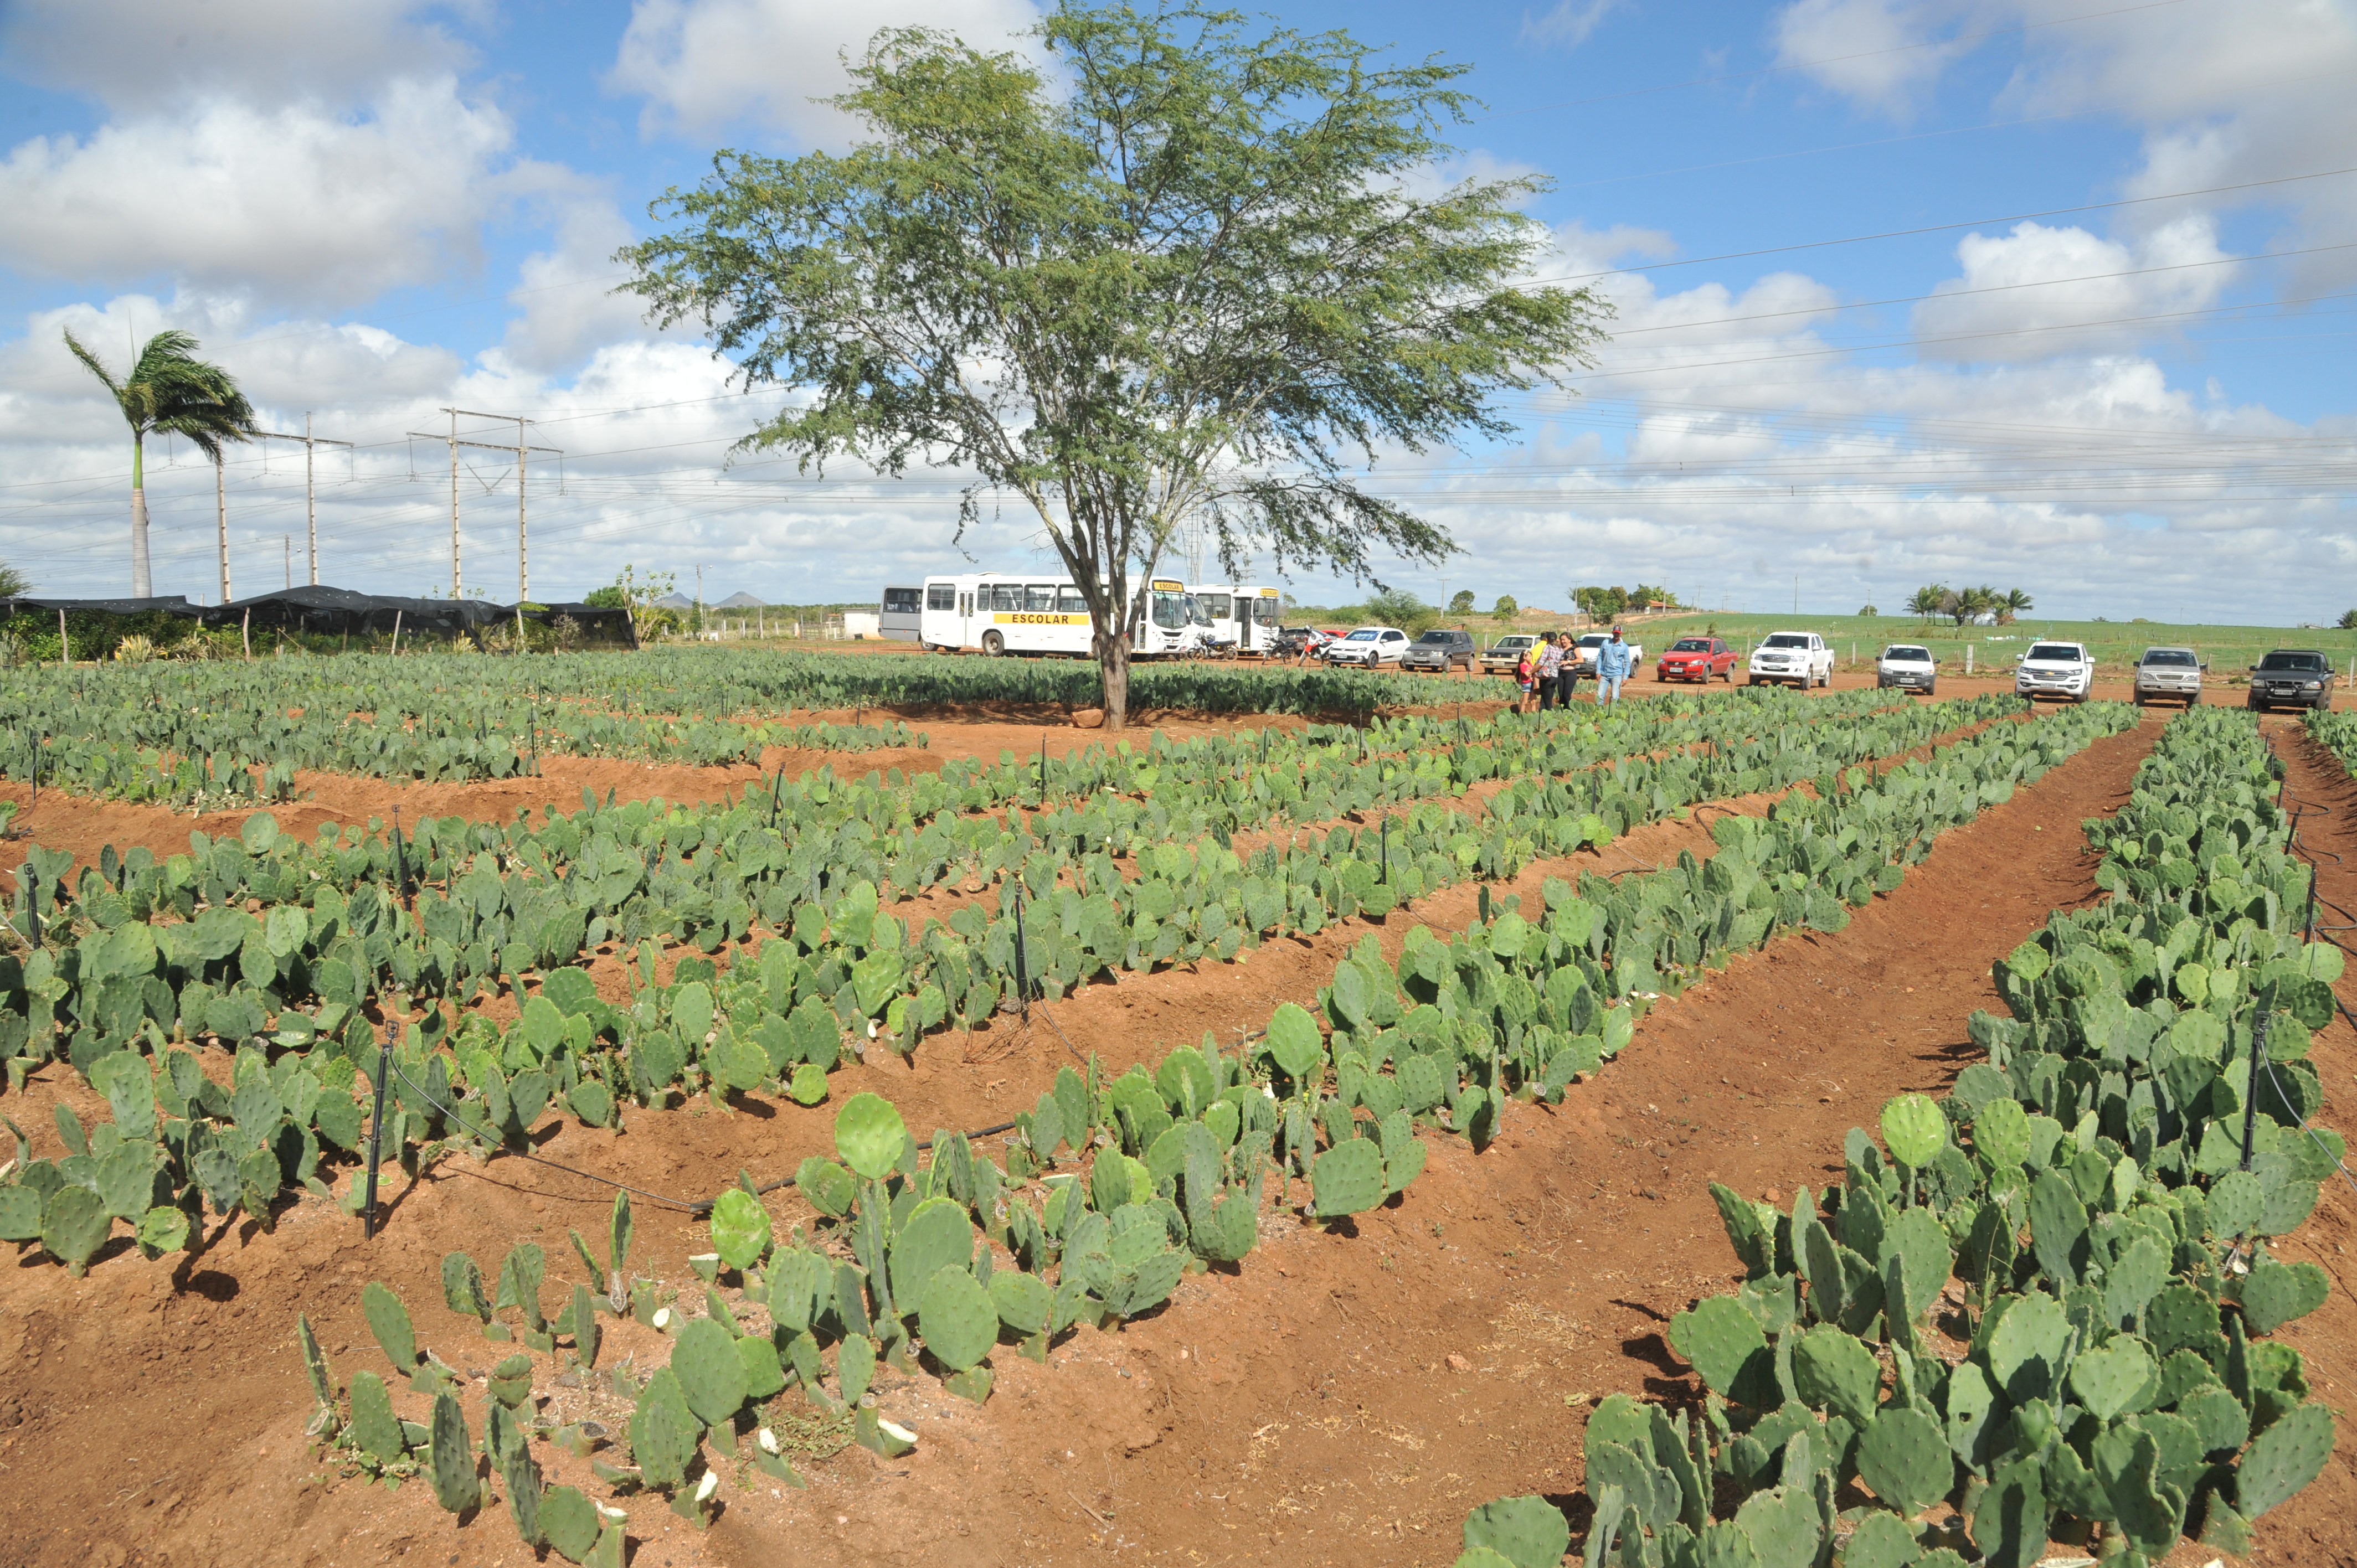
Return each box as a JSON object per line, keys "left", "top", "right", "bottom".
{"left": 1151, "top": 591, "right": 1188, "bottom": 631}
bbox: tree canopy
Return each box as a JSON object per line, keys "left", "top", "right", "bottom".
{"left": 620, "top": 1, "right": 1609, "bottom": 725}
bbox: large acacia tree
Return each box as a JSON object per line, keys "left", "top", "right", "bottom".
{"left": 621, "top": 2, "right": 1609, "bottom": 727}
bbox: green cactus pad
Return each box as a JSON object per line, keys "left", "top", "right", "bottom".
{"left": 735, "top": 1334, "right": 786, "bottom": 1400}
{"left": 768, "top": 1247, "right": 831, "bottom": 1335}
{"left": 1586, "top": 1441, "right": 1676, "bottom": 1530}
{"left": 990, "top": 1270, "right": 1053, "bottom": 1336}
{"left": 708, "top": 1188, "right": 773, "bottom": 1273}
{"left": 298, "top": 1313, "right": 335, "bottom": 1407}
{"left": 2238, "top": 1256, "right": 2329, "bottom": 1335}
{"left": 1310, "top": 1138, "right": 1385, "bottom": 1217}
{"left": 2145, "top": 1282, "right": 2220, "bottom": 1356}
{"left": 1711, "top": 1183, "right": 1776, "bottom": 1278}
{"left": 1967, "top": 1456, "right": 2050, "bottom": 1568}
{"left": 2178, "top": 1383, "right": 2248, "bottom": 1457}
{"left": 1983, "top": 1290, "right": 2068, "bottom": 1404}
{"left": 362, "top": 1281, "right": 420, "bottom": 1370}
{"left": 672, "top": 1316, "right": 750, "bottom": 1426}
{"left": 1667, "top": 1296, "right": 1769, "bottom": 1402}
{"left": 1732, "top": 1482, "right": 1819, "bottom": 1568}
{"left": 487, "top": 1353, "right": 534, "bottom": 1408}
{"left": 838, "top": 1333, "right": 876, "bottom": 1406}
{"left": 571, "top": 1282, "right": 601, "bottom": 1368}
{"left": 427, "top": 1391, "right": 480, "bottom": 1513}
{"left": 2235, "top": 1400, "right": 2334, "bottom": 1519}
{"left": 2026, "top": 1169, "right": 2088, "bottom": 1286}
{"left": 1789, "top": 1325, "right": 1879, "bottom": 1427}
{"left": 1879, "top": 1094, "right": 1947, "bottom": 1168}
{"left": 2206, "top": 1168, "right": 2263, "bottom": 1236}
{"left": 497, "top": 1242, "right": 548, "bottom": 1330}
{"left": 1265, "top": 1002, "right": 1324, "bottom": 1081}
{"left": 628, "top": 1368, "right": 700, "bottom": 1489}
{"left": 2068, "top": 1335, "right": 2155, "bottom": 1422}
{"left": 2092, "top": 1424, "right": 2184, "bottom": 1556}
{"left": 835, "top": 1092, "right": 908, "bottom": 1180}
{"left": 1582, "top": 1394, "right": 1654, "bottom": 1463}
{"left": 1857, "top": 1406, "right": 1951, "bottom": 1517}
{"left": 1972, "top": 1096, "right": 2032, "bottom": 1168}
{"left": 348, "top": 1370, "right": 407, "bottom": 1462}
{"left": 539, "top": 1486, "right": 602, "bottom": 1564}
{"left": 888, "top": 1197, "right": 975, "bottom": 1308}
{"left": 441, "top": 1252, "right": 491, "bottom": 1321}
{"left": 502, "top": 1423, "right": 545, "bottom": 1545}
{"left": 1839, "top": 1510, "right": 1922, "bottom": 1568}
{"left": 134, "top": 1204, "right": 188, "bottom": 1260}
{"left": 1459, "top": 1494, "right": 1568, "bottom": 1568}
{"left": 38, "top": 1184, "right": 109, "bottom": 1276}
{"left": 919, "top": 1265, "right": 998, "bottom": 1373}
{"left": 2102, "top": 1235, "right": 2169, "bottom": 1328}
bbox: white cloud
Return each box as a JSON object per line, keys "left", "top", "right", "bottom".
{"left": 1521, "top": 0, "right": 1626, "bottom": 52}
{"left": 0, "top": 78, "right": 558, "bottom": 308}
{"left": 1769, "top": 0, "right": 1971, "bottom": 118}
{"left": 1911, "top": 215, "right": 2235, "bottom": 360}
{"left": 0, "top": 0, "right": 474, "bottom": 110}
{"left": 498, "top": 203, "right": 665, "bottom": 375}
{"left": 610, "top": 0, "right": 1042, "bottom": 143}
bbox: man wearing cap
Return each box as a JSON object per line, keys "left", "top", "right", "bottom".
{"left": 1595, "top": 625, "right": 1633, "bottom": 706}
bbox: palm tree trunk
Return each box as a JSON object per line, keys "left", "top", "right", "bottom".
{"left": 131, "top": 433, "right": 151, "bottom": 597}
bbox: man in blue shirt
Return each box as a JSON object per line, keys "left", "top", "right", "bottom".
{"left": 1595, "top": 626, "right": 1633, "bottom": 705}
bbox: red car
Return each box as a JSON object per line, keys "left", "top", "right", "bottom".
{"left": 1656, "top": 636, "right": 1736, "bottom": 683}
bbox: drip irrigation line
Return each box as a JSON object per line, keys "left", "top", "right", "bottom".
{"left": 382, "top": 1054, "right": 1028, "bottom": 1219}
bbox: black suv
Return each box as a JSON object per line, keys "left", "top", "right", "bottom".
{"left": 1399, "top": 627, "right": 1475, "bottom": 672}
{"left": 2247, "top": 649, "right": 2335, "bottom": 712}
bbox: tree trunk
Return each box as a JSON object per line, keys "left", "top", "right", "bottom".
{"left": 1099, "top": 627, "right": 1131, "bottom": 731}
{"left": 131, "top": 486, "right": 152, "bottom": 597}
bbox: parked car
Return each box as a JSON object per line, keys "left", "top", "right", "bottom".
{"left": 1573, "top": 632, "right": 1644, "bottom": 673}
{"left": 1400, "top": 627, "right": 1476, "bottom": 673}
{"left": 1747, "top": 631, "right": 1833, "bottom": 688}
{"left": 2015, "top": 640, "right": 2095, "bottom": 703}
{"left": 1274, "top": 625, "right": 1329, "bottom": 658}
{"left": 2246, "top": 648, "right": 2334, "bottom": 711}
{"left": 1876, "top": 643, "right": 1937, "bottom": 695}
{"left": 1322, "top": 625, "right": 1409, "bottom": 668}
{"left": 1655, "top": 636, "right": 1735, "bottom": 683}
{"left": 1479, "top": 633, "right": 1540, "bottom": 676}
{"left": 2133, "top": 646, "right": 2203, "bottom": 707}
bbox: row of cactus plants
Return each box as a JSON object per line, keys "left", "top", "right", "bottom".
{"left": 269, "top": 704, "right": 2143, "bottom": 1557}
{"left": 1450, "top": 703, "right": 2340, "bottom": 1568}
{"left": 0, "top": 695, "right": 2097, "bottom": 1277}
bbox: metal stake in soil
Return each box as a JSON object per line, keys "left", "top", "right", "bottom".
{"left": 363, "top": 1038, "right": 393, "bottom": 1239}
{"left": 2240, "top": 1010, "right": 2270, "bottom": 1174}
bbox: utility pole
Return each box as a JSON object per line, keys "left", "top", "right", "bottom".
{"left": 216, "top": 457, "right": 230, "bottom": 602}
{"left": 285, "top": 535, "right": 291, "bottom": 590}
{"left": 406, "top": 409, "right": 558, "bottom": 600}
{"left": 254, "top": 415, "right": 352, "bottom": 585}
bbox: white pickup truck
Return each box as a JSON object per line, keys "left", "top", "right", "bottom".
{"left": 2015, "top": 639, "right": 2095, "bottom": 703}
{"left": 1746, "top": 631, "right": 1834, "bottom": 688}
{"left": 1573, "top": 632, "right": 1643, "bottom": 673}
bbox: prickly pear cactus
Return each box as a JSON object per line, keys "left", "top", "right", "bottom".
{"left": 441, "top": 1252, "right": 491, "bottom": 1322}
{"left": 503, "top": 1421, "right": 545, "bottom": 1545}
{"left": 628, "top": 1368, "right": 701, "bottom": 1490}
{"left": 570, "top": 1282, "right": 601, "bottom": 1368}
{"left": 39, "top": 1185, "right": 109, "bottom": 1276}
{"left": 1309, "top": 1138, "right": 1383, "bottom": 1218}
{"left": 488, "top": 1353, "right": 534, "bottom": 1409}
{"left": 2238, "top": 1256, "right": 2329, "bottom": 1335}
{"left": 918, "top": 1265, "right": 997, "bottom": 1375}
{"left": 708, "top": 1188, "right": 772, "bottom": 1273}
{"left": 1855, "top": 1406, "right": 1951, "bottom": 1517}
{"left": 539, "top": 1485, "right": 602, "bottom": 1564}
{"left": 1731, "top": 1482, "right": 1819, "bottom": 1568}
{"left": 671, "top": 1316, "right": 749, "bottom": 1427}
{"left": 363, "top": 1281, "right": 420, "bottom": 1370}
{"left": 2235, "top": 1402, "right": 2334, "bottom": 1520}
{"left": 298, "top": 1313, "right": 336, "bottom": 1408}
{"left": 426, "top": 1391, "right": 480, "bottom": 1513}
{"left": 1666, "top": 1296, "right": 1769, "bottom": 1402}
{"left": 347, "top": 1370, "right": 407, "bottom": 1462}
{"left": 2066, "top": 1336, "right": 2153, "bottom": 1422}
{"left": 1459, "top": 1495, "right": 1569, "bottom": 1568}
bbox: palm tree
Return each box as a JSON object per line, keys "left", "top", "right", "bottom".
{"left": 1999, "top": 588, "right": 2034, "bottom": 623}
{"left": 63, "top": 328, "right": 257, "bottom": 597}
{"left": 1949, "top": 586, "right": 1998, "bottom": 627}
{"left": 1906, "top": 584, "right": 1947, "bottom": 625}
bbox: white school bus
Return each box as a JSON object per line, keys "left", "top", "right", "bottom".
{"left": 1187, "top": 583, "right": 1283, "bottom": 656}
{"left": 916, "top": 573, "right": 1200, "bottom": 658}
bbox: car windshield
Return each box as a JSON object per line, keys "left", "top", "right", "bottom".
{"left": 1762, "top": 633, "right": 1809, "bottom": 648}
{"left": 1345, "top": 629, "right": 1378, "bottom": 641}
{"left": 1414, "top": 631, "right": 1454, "bottom": 644}
{"left": 2026, "top": 644, "right": 2081, "bottom": 662}
{"left": 2140, "top": 649, "right": 2196, "bottom": 667}
{"left": 1670, "top": 638, "right": 1712, "bottom": 652}
{"left": 1882, "top": 647, "right": 1930, "bottom": 662}
{"left": 1496, "top": 637, "right": 1532, "bottom": 649}
{"left": 2260, "top": 651, "right": 2328, "bottom": 672}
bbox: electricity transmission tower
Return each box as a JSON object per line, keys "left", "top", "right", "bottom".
{"left": 405, "top": 409, "right": 560, "bottom": 598}
{"left": 254, "top": 415, "right": 353, "bottom": 586}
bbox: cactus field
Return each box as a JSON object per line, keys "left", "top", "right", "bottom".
{"left": 0, "top": 658, "right": 2352, "bottom": 1566}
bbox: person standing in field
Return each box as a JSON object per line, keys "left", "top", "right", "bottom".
{"left": 1514, "top": 642, "right": 1538, "bottom": 713}
{"left": 1595, "top": 625, "right": 1633, "bottom": 705}
{"left": 1555, "top": 631, "right": 1581, "bottom": 706}
{"left": 1536, "top": 632, "right": 1563, "bottom": 711}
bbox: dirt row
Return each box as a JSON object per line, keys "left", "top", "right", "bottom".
{"left": 3, "top": 708, "right": 2267, "bottom": 1567}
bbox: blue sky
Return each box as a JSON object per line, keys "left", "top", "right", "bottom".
{"left": 3, "top": 0, "right": 2352, "bottom": 621}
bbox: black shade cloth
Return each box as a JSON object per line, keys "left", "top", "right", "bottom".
{"left": 3, "top": 586, "right": 636, "bottom": 647}
{"left": 1, "top": 594, "right": 200, "bottom": 618}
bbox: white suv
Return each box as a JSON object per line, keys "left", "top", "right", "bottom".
{"left": 2015, "top": 641, "right": 2095, "bottom": 703}
{"left": 1747, "top": 631, "right": 1833, "bottom": 688}
{"left": 1323, "top": 626, "right": 1408, "bottom": 668}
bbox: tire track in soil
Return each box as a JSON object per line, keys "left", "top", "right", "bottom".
{"left": 2245, "top": 720, "right": 2357, "bottom": 1567}
{"left": 0, "top": 713, "right": 2145, "bottom": 1568}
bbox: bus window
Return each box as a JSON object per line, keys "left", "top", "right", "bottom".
{"left": 988, "top": 584, "right": 1021, "bottom": 612}
{"left": 927, "top": 584, "right": 956, "bottom": 611}
{"left": 883, "top": 587, "right": 920, "bottom": 614}
{"left": 1024, "top": 585, "right": 1057, "bottom": 613}
{"left": 1152, "top": 591, "right": 1188, "bottom": 631}
{"left": 1202, "top": 594, "right": 1232, "bottom": 620}
{"left": 1057, "top": 586, "right": 1088, "bottom": 615}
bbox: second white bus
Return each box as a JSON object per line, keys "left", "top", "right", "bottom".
{"left": 1187, "top": 584, "right": 1283, "bottom": 656}
{"left": 915, "top": 573, "right": 1201, "bottom": 658}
